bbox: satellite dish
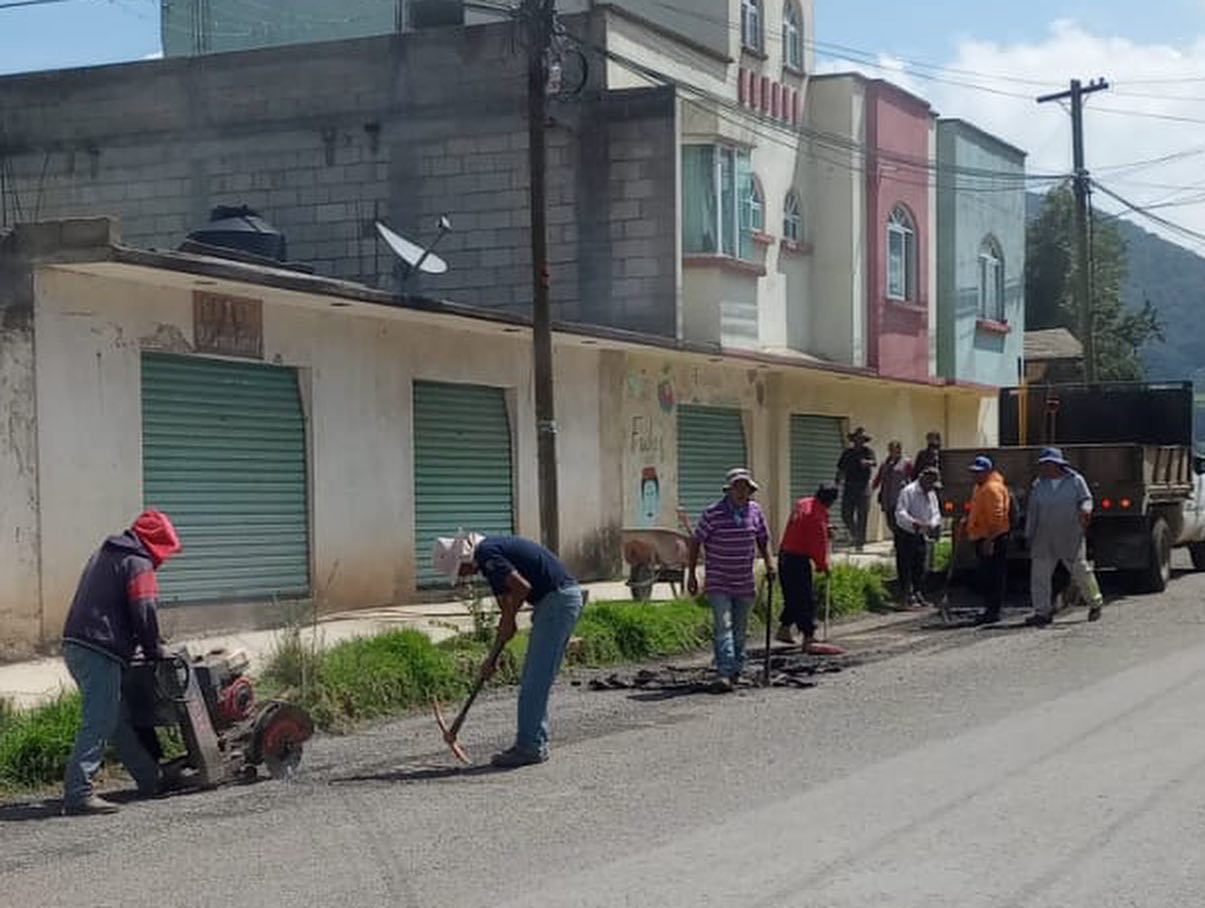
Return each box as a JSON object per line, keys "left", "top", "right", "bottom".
{"left": 376, "top": 219, "right": 450, "bottom": 276}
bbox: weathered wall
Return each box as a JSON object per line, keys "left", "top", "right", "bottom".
{"left": 31, "top": 264, "right": 612, "bottom": 638}
{"left": 0, "top": 19, "right": 678, "bottom": 336}
{"left": 936, "top": 120, "right": 1026, "bottom": 387}
{"left": 620, "top": 350, "right": 776, "bottom": 529}
{"left": 0, "top": 243, "right": 41, "bottom": 652}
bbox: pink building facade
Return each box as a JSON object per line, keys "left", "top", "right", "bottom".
{"left": 864, "top": 81, "right": 937, "bottom": 382}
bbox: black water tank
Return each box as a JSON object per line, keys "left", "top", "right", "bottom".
{"left": 410, "top": 0, "right": 465, "bottom": 28}
{"left": 187, "top": 206, "right": 287, "bottom": 262}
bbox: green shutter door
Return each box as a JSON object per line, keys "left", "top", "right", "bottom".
{"left": 413, "top": 381, "right": 515, "bottom": 587}
{"left": 677, "top": 404, "right": 748, "bottom": 522}
{"left": 790, "top": 415, "right": 845, "bottom": 501}
{"left": 141, "top": 353, "right": 310, "bottom": 605}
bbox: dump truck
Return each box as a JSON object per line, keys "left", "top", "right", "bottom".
{"left": 941, "top": 382, "right": 1205, "bottom": 593}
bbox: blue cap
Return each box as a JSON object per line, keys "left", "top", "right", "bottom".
{"left": 969, "top": 455, "right": 993, "bottom": 473}
{"left": 1037, "top": 446, "right": 1071, "bottom": 467}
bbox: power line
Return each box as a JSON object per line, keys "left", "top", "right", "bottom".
{"left": 0, "top": 0, "right": 72, "bottom": 9}
{"left": 1092, "top": 180, "right": 1205, "bottom": 249}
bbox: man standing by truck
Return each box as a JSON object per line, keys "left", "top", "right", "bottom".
{"left": 894, "top": 467, "right": 943, "bottom": 609}
{"left": 964, "top": 456, "right": 1011, "bottom": 625}
{"left": 1024, "top": 447, "right": 1104, "bottom": 627}
{"left": 835, "top": 427, "right": 877, "bottom": 551}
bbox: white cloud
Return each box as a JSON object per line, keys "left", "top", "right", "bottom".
{"left": 817, "top": 21, "right": 1205, "bottom": 252}
{"left": 927, "top": 21, "right": 1205, "bottom": 250}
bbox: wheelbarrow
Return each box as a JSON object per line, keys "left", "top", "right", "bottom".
{"left": 620, "top": 527, "right": 692, "bottom": 601}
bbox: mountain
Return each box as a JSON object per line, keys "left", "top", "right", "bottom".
{"left": 1026, "top": 192, "right": 1205, "bottom": 384}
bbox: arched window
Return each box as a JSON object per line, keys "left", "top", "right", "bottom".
{"left": 886, "top": 205, "right": 917, "bottom": 302}
{"left": 783, "top": 2, "right": 803, "bottom": 72}
{"left": 741, "top": 0, "right": 763, "bottom": 53}
{"left": 740, "top": 175, "right": 765, "bottom": 259}
{"left": 783, "top": 190, "right": 802, "bottom": 242}
{"left": 979, "top": 236, "right": 1005, "bottom": 321}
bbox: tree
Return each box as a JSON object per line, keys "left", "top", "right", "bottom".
{"left": 1026, "top": 184, "right": 1163, "bottom": 381}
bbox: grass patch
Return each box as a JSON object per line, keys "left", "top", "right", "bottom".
{"left": 933, "top": 538, "right": 953, "bottom": 574}
{"left": 817, "top": 563, "right": 891, "bottom": 618}
{"left": 0, "top": 693, "right": 81, "bottom": 791}
{"left": 572, "top": 600, "right": 714, "bottom": 665}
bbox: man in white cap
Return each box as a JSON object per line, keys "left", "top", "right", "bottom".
{"left": 432, "top": 531, "right": 583, "bottom": 767}
{"left": 1024, "top": 447, "right": 1104, "bottom": 627}
{"left": 687, "top": 467, "right": 775, "bottom": 692}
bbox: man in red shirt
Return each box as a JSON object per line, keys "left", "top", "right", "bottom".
{"left": 776, "top": 484, "right": 842, "bottom": 653}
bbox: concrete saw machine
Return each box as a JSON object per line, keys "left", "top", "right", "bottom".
{"left": 125, "top": 646, "right": 314, "bottom": 787}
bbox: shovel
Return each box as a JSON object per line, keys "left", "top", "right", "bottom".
{"left": 433, "top": 634, "right": 507, "bottom": 765}
{"left": 762, "top": 577, "right": 774, "bottom": 686}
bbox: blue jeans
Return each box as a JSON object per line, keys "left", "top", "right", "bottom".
{"left": 516, "top": 585, "right": 584, "bottom": 756}
{"left": 707, "top": 593, "right": 755, "bottom": 678}
{"left": 63, "top": 643, "right": 161, "bottom": 806}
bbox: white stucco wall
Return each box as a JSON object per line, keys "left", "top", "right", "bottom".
{"left": 0, "top": 299, "right": 41, "bottom": 652}
{"left": 31, "top": 265, "right": 609, "bottom": 635}
{"left": 806, "top": 77, "right": 865, "bottom": 366}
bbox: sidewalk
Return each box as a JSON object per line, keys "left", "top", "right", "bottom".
{"left": 0, "top": 550, "right": 899, "bottom": 710}
{"left": 0, "top": 580, "right": 645, "bottom": 709}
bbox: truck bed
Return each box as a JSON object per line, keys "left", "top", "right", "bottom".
{"left": 941, "top": 445, "right": 1193, "bottom": 522}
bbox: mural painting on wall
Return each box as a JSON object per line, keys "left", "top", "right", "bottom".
{"left": 639, "top": 466, "right": 661, "bottom": 528}
{"left": 629, "top": 415, "right": 665, "bottom": 464}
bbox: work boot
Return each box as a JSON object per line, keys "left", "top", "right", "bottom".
{"left": 62, "top": 795, "right": 119, "bottom": 816}
{"left": 709, "top": 676, "right": 735, "bottom": 694}
{"left": 490, "top": 746, "right": 548, "bottom": 769}
{"left": 775, "top": 624, "right": 799, "bottom": 646}
{"left": 1087, "top": 603, "right": 1103, "bottom": 622}
{"left": 1024, "top": 613, "right": 1053, "bottom": 628}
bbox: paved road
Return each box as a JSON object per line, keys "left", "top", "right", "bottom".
{"left": 5, "top": 569, "right": 1205, "bottom": 908}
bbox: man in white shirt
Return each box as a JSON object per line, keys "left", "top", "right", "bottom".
{"left": 894, "top": 466, "right": 943, "bottom": 609}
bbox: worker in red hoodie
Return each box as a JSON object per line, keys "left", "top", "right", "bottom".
{"left": 61, "top": 510, "right": 182, "bottom": 815}
{"left": 775, "top": 484, "right": 845, "bottom": 655}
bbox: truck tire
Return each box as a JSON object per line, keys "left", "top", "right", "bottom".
{"left": 1191, "top": 542, "right": 1205, "bottom": 571}
{"left": 1139, "top": 517, "right": 1172, "bottom": 593}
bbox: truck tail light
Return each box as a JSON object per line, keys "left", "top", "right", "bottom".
{"left": 963, "top": 502, "right": 972, "bottom": 513}
{"left": 1120, "top": 498, "right": 1132, "bottom": 510}
{"left": 944, "top": 501, "right": 955, "bottom": 514}
{"left": 1101, "top": 499, "right": 1113, "bottom": 510}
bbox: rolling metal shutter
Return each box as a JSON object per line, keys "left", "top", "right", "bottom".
{"left": 141, "top": 353, "right": 311, "bottom": 605}
{"left": 413, "top": 381, "right": 515, "bottom": 587}
{"left": 790, "top": 414, "right": 846, "bottom": 501}
{"left": 677, "top": 404, "right": 748, "bottom": 522}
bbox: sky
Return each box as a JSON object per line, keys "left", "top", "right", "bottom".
{"left": 2, "top": 0, "right": 1205, "bottom": 250}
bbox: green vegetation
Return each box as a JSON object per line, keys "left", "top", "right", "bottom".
{"left": 0, "top": 693, "right": 81, "bottom": 791}
{"left": 1026, "top": 186, "right": 1163, "bottom": 381}
{"left": 1, "top": 566, "right": 895, "bottom": 794}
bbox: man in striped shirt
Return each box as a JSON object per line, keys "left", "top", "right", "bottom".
{"left": 687, "top": 468, "right": 776, "bottom": 692}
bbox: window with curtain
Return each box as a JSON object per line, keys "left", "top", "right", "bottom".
{"left": 682, "top": 144, "right": 756, "bottom": 261}
{"left": 741, "top": 0, "right": 763, "bottom": 53}
{"left": 783, "top": 2, "right": 803, "bottom": 71}
{"left": 783, "top": 190, "right": 802, "bottom": 242}
{"left": 978, "top": 236, "right": 1005, "bottom": 321}
{"left": 887, "top": 205, "right": 917, "bottom": 301}
{"left": 740, "top": 173, "right": 763, "bottom": 259}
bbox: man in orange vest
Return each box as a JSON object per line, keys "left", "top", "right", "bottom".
{"left": 964, "top": 455, "right": 1011, "bottom": 625}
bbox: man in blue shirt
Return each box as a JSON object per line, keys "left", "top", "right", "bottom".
{"left": 434, "top": 532, "right": 584, "bottom": 768}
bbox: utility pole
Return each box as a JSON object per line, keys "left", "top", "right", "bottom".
{"left": 1037, "top": 77, "right": 1109, "bottom": 382}
{"left": 525, "top": 0, "right": 560, "bottom": 552}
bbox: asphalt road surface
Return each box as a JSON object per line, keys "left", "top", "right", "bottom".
{"left": 5, "top": 568, "right": 1205, "bottom": 908}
